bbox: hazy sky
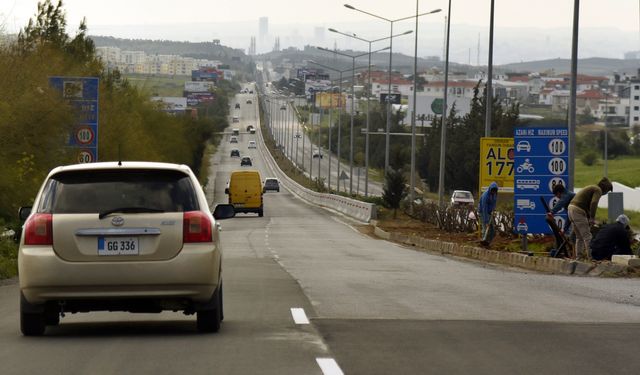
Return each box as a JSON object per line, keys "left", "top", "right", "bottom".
{"left": 2, "top": 0, "right": 640, "bottom": 64}
{"left": 2, "top": 0, "right": 638, "bottom": 32}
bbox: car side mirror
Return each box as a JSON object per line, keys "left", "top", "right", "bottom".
{"left": 213, "top": 204, "right": 235, "bottom": 220}
{"left": 18, "top": 206, "right": 32, "bottom": 221}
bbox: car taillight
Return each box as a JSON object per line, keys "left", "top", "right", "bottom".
{"left": 24, "top": 213, "right": 53, "bottom": 245}
{"left": 183, "top": 211, "right": 213, "bottom": 243}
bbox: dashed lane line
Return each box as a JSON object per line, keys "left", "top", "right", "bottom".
{"left": 290, "top": 307, "right": 310, "bottom": 324}
{"left": 316, "top": 358, "right": 344, "bottom": 375}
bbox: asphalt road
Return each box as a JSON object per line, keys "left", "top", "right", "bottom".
{"left": 258, "top": 64, "right": 384, "bottom": 197}
{"left": 1, "top": 87, "right": 639, "bottom": 374}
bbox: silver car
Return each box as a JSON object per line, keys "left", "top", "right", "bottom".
{"left": 18, "top": 162, "right": 234, "bottom": 335}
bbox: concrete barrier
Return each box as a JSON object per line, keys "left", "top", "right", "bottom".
{"left": 255, "top": 105, "right": 376, "bottom": 223}
{"left": 371, "top": 224, "right": 633, "bottom": 276}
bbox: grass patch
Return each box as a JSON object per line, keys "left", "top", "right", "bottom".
{"left": 124, "top": 74, "right": 190, "bottom": 97}
{"left": 575, "top": 156, "right": 640, "bottom": 188}
{"left": 596, "top": 208, "right": 640, "bottom": 230}
{"left": 0, "top": 238, "right": 18, "bottom": 280}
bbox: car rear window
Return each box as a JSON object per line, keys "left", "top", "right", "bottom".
{"left": 38, "top": 169, "right": 199, "bottom": 214}
{"left": 455, "top": 192, "right": 473, "bottom": 199}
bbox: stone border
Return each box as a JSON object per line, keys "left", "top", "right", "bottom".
{"left": 372, "top": 224, "right": 631, "bottom": 276}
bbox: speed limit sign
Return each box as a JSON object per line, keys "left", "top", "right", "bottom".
{"left": 77, "top": 149, "right": 94, "bottom": 164}
{"left": 75, "top": 126, "right": 95, "bottom": 145}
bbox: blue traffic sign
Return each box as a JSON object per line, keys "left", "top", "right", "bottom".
{"left": 49, "top": 77, "right": 99, "bottom": 162}
{"left": 514, "top": 127, "right": 569, "bottom": 234}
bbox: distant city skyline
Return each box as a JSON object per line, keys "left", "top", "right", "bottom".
{"left": 2, "top": 0, "right": 640, "bottom": 64}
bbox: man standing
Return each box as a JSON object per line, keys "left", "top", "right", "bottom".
{"left": 478, "top": 182, "right": 498, "bottom": 247}
{"left": 590, "top": 214, "right": 633, "bottom": 261}
{"left": 567, "top": 177, "right": 613, "bottom": 260}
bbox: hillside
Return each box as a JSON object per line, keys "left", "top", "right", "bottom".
{"left": 89, "top": 35, "right": 248, "bottom": 65}
{"left": 500, "top": 57, "right": 640, "bottom": 76}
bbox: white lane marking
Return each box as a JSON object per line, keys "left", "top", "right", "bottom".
{"left": 290, "top": 307, "right": 310, "bottom": 324}
{"left": 316, "top": 358, "right": 344, "bottom": 375}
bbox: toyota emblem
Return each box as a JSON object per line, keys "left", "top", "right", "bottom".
{"left": 111, "top": 216, "right": 124, "bottom": 226}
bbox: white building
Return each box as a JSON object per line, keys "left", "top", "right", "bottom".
{"left": 630, "top": 81, "right": 640, "bottom": 127}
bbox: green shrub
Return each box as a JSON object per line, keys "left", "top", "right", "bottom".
{"left": 0, "top": 237, "right": 18, "bottom": 280}
{"left": 581, "top": 151, "right": 599, "bottom": 166}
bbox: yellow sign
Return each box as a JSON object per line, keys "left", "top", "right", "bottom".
{"left": 479, "top": 137, "right": 514, "bottom": 193}
{"left": 315, "top": 92, "right": 345, "bottom": 109}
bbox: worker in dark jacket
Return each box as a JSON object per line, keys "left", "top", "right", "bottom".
{"left": 478, "top": 182, "right": 498, "bottom": 247}
{"left": 590, "top": 214, "right": 633, "bottom": 261}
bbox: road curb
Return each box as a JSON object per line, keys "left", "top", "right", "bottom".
{"left": 371, "top": 225, "right": 631, "bottom": 276}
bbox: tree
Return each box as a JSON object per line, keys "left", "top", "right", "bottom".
{"left": 418, "top": 81, "right": 521, "bottom": 194}
{"left": 383, "top": 169, "right": 407, "bottom": 219}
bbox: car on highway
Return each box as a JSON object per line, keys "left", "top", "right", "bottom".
{"left": 248, "top": 141, "right": 257, "bottom": 149}
{"left": 280, "top": 105, "right": 287, "bottom": 110}
{"left": 234, "top": 103, "right": 240, "bottom": 109}
{"left": 232, "top": 116, "right": 239, "bottom": 123}
{"left": 17, "top": 161, "right": 235, "bottom": 336}
{"left": 294, "top": 133, "right": 301, "bottom": 139}
{"left": 230, "top": 148, "right": 240, "bottom": 157}
{"left": 450, "top": 190, "right": 475, "bottom": 207}
{"left": 312, "top": 150, "right": 323, "bottom": 159}
{"left": 246, "top": 125, "right": 254, "bottom": 132}
{"left": 226, "top": 170, "right": 263, "bottom": 217}
{"left": 246, "top": 99, "right": 252, "bottom": 104}
{"left": 232, "top": 128, "right": 240, "bottom": 136}
{"left": 240, "top": 156, "right": 252, "bottom": 166}
{"left": 230, "top": 136, "right": 238, "bottom": 143}
{"left": 263, "top": 178, "right": 280, "bottom": 193}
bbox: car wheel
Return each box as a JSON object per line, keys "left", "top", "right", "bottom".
{"left": 258, "top": 208, "right": 264, "bottom": 217}
{"left": 276, "top": 189, "right": 280, "bottom": 192}
{"left": 20, "top": 292, "right": 45, "bottom": 336}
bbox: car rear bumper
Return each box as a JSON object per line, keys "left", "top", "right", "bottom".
{"left": 19, "top": 244, "right": 221, "bottom": 304}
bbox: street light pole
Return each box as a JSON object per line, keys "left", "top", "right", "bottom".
{"left": 485, "top": 0, "right": 495, "bottom": 137}
{"left": 315, "top": 47, "right": 390, "bottom": 194}
{"left": 568, "top": 0, "right": 580, "bottom": 190}
{"left": 344, "top": 4, "right": 440, "bottom": 178}
{"left": 438, "top": 0, "right": 452, "bottom": 206}
{"left": 328, "top": 28, "right": 413, "bottom": 196}
{"left": 604, "top": 92, "right": 608, "bottom": 178}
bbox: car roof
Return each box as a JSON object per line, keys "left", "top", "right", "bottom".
{"left": 47, "top": 161, "right": 192, "bottom": 178}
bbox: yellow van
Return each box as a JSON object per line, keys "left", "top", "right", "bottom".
{"left": 225, "top": 170, "right": 263, "bottom": 217}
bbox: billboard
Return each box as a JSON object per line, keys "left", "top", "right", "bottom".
{"left": 380, "top": 93, "right": 401, "bottom": 105}
{"left": 186, "top": 92, "right": 215, "bottom": 106}
{"left": 49, "top": 76, "right": 99, "bottom": 163}
{"left": 479, "top": 137, "right": 514, "bottom": 193}
{"left": 192, "top": 68, "right": 219, "bottom": 82}
{"left": 184, "top": 81, "right": 214, "bottom": 93}
{"left": 513, "top": 127, "right": 569, "bottom": 235}
{"left": 314, "top": 92, "right": 345, "bottom": 109}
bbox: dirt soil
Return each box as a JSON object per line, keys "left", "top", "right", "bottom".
{"left": 358, "top": 211, "right": 556, "bottom": 254}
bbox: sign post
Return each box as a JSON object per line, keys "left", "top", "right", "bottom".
{"left": 514, "top": 127, "right": 569, "bottom": 235}
{"left": 49, "top": 77, "right": 99, "bottom": 163}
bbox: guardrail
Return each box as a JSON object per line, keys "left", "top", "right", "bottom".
{"left": 255, "top": 87, "right": 376, "bottom": 223}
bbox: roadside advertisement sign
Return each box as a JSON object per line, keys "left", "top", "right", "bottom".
{"left": 479, "top": 137, "right": 514, "bottom": 193}
{"left": 513, "top": 127, "right": 569, "bottom": 234}
{"left": 380, "top": 93, "right": 401, "bottom": 105}
{"left": 49, "top": 76, "right": 99, "bottom": 163}
{"left": 186, "top": 92, "right": 215, "bottom": 106}
{"left": 184, "top": 81, "right": 214, "bottom": 93}
{"left": 314, "top": 92, "right": 345, "bottom": 109}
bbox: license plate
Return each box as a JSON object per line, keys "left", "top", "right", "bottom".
{"left": 98, "top": 237, "right": 139, "bottom": 256}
